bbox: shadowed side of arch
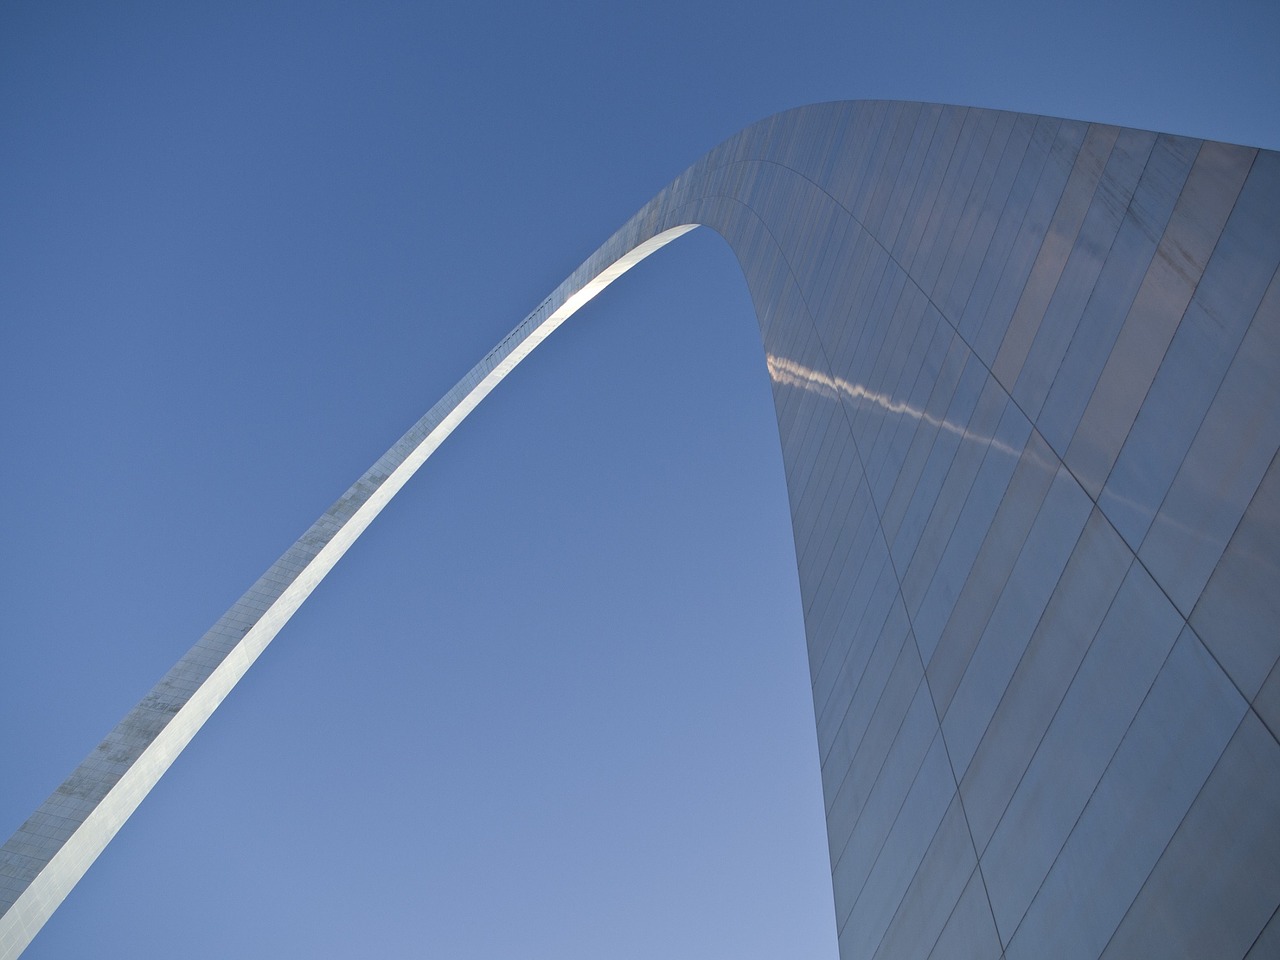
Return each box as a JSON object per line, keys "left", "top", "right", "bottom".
{"left": 3, "top": 101, "right": 1280, "bottom": 960}
{"left": 686, "top": 102, "right": 1280, "bottom": 960}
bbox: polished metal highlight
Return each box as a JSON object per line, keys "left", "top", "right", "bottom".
{"left": 3, "top": 102, "right": 1279, "bottom": 959}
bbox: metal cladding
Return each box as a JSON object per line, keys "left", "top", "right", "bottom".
{"left": 3, "top": 101, "right": 1280, "bottom": 958}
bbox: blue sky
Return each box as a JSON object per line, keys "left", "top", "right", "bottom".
{"left": 1, "top": 2, "right": 1277, "bottom": 957}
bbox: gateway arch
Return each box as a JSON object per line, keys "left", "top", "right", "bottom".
{"left": 3, "top": 101, "right": 1279, "bottom": 959}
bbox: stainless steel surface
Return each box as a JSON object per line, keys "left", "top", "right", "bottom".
{"left": 3, "top": 100, "right": 1278, "bottom": 959}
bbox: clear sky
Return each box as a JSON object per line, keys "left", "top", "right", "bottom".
{"left": 1, "top": 2, "right": 1277, "bottom": 958}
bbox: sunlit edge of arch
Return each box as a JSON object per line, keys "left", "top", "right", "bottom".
{"left": 0, "top": 223, "right": 700, "bottom": 960}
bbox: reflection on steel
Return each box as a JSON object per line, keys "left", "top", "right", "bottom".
{"left": 3, "top": 102, "right": 1279, "bottom": 959}
{"left": 766, "top": 353, "right": 1024, "bottom": 458}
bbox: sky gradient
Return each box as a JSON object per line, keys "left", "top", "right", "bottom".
{"left": 2, "top": 2, "right": 1278, "bottom": 957}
